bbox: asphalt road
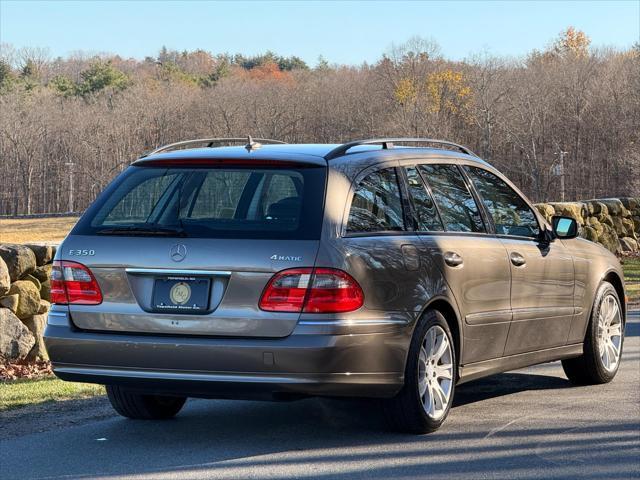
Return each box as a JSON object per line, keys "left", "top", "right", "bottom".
{"left": 2, "top": 313, "right": 639, "bottom": 480}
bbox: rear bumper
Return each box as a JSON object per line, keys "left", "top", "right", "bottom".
{"left": 44, "top": 310, "right": 412, "bottom": 399}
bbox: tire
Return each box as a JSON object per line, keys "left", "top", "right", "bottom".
{"left": 562, "top": 282, "right": 624, "bottom": 385}
{"left": 106, "top": 385, "right": 186, "bottom": 419}
{"left": 384, "top": 309, "right": 457, "bottom": 434}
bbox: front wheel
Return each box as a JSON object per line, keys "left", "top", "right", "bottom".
{"left": 562, "top": 282, "right": 624, "bottom": 385}
{"left": 384, "top": 310, "right": 456, "bottom": 434}
{"left": 106, "top": 385, "right": 186, "bottom": 419}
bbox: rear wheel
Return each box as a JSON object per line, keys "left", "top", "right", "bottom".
{"left": 384, "top": 310, "right": 456, "bottom": 434}
{"left": 562, "top": 282, "right": 624, "bottom": 385}
{"left": 106, "top": 385, "right": 186, "bottom": 419}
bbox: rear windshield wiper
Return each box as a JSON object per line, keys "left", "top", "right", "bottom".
{"left": 96, "top": 225, "right": 187, "bottom": 237}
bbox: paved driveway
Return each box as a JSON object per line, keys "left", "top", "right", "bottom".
{"left": 2, "top": 313, "right": 639, "bottom": 480}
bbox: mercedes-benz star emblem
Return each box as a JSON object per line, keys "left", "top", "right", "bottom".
{"left": 169, "top": 244, "right": 187, "bottom": 262}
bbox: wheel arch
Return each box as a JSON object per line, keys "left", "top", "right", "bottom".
{"left": 422, "top": 297, "right": 462, "bottom": 374}
{"left": 602, "top": 270, "right": 626, "bottom": 322}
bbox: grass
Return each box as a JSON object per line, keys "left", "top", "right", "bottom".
{"left": 0, "top": 377, "right": 104, "bottom": 411}
{"left": 622, "top": 256, "right": 640, "bottom": 306}
{"left": 0, "top": 216, "right": 79, "bottom": 244}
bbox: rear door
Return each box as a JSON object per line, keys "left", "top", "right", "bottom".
{"left": 61, "top": 161, "right": 326, "bottom": 337}
{"left": 464, "top": 166, "right": 575, "bottom": 355}
{"left": 338, "top": 165, "right": 428, "bottom": 317}
{"left": 410, "top": 164, "right": 513, "bottom": 364}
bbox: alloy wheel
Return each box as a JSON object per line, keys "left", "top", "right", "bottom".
{"left": 418, "top": 325, "right": 454, "bottom": 420}
{"left": 597, "top": 293, "right": 623, "bottom": 372}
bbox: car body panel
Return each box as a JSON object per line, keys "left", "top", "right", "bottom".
{"left": 45, "top": 305, "right": 410, "bottom": 399}
{"left": 561, "top": 237, "right": 626, "bottom": 343}
{"left": 417, "top": 233, "right": 512, "bottom": 364}
{"left": 59, "top": 235, "right": 321, "bottom": 337}
{"left": 499, "top": 236, "right": 576, "bottom": 355}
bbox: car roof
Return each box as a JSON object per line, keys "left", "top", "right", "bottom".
{"left": 133, "top": 143, "right": 493, "bottom": 169}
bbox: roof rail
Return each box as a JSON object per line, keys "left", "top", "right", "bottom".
{"left": 324, "top": 138, "right": 477, "bottom": 161}
{"left": 144, "top": 136, "right": 287, "bottom": 156}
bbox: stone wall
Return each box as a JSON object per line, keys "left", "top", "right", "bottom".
{"left": 0, "top": 244, "right": 55, "bottom": 362}
{"left": 535, "top": 197, "right": 640, "bottom": 254}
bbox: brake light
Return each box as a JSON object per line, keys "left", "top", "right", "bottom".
{"left": 259, "top": 268, "right": 363, "bottom": 313}
{"left": 141, "top": 158, "right": 302, "bottom": 167}
{"left": 50, "top": 261, "right": 103, "bottom": 305}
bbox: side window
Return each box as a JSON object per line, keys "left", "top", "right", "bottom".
{"left": 404, "top": 166, "right": 444, "bottom": 231}
{"left": 418, "top": 164, "right": 485, "bottom": 233}
{"left": 465, "top": 167, "right": 540, "bottom": 238}
{"left": 347, "top": 168, "right": 405, "bottom": 233}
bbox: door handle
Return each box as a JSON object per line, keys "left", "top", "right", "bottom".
{"left": 444, "top": 251, "right": 463, "bottom": 267}
{"left": 510, "top": 252, "right": 526, "bottom": 266}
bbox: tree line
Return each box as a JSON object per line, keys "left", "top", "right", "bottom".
{"left": 0, "top": 28, "right": 638, "bottom": 216}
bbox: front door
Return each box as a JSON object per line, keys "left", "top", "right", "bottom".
{"left": 464, "top": 166, "right": 575, "bottom": 355}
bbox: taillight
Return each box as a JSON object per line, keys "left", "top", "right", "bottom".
{"left": 259, "top": 268, "right": 363, "bottom": 313}
{"left": 303, "top": 268, "right": 364, "bottom": 313}
{"left": 50, "top": 261, "right": 103, "bottom": 305}
{"left": 258, "top": 268, "right": 311, "bottom": 312}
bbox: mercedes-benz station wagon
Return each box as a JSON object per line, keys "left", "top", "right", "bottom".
{"left": 44, "top": 137, "right": 626, "bottom": 433}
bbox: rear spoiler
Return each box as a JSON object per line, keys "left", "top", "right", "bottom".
{"left": 133, "top": 158, "right": 320, "bottom": 168}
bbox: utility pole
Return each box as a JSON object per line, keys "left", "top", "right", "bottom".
{"left": 65, "top": 162, "right": 75, "bottom": 213}
{"left": 554, "top": 150, "right": 568, "bottom": 202}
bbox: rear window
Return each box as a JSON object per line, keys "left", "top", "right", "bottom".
{"left": 73, "top": 165, "right": 326, "bottom": 239}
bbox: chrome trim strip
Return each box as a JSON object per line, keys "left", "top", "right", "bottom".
{"left": 298, "top": 319, "right": 408, "bottom": 326}
{"left": 465, "top": 309, "right": 512, "bottom": 326}
{"left": 511, "top": 306, "right": 574, "bottom": 322}
{"left": 53, "top": 366, "right": 400, "bottom": 385}
{"left": 125, "top": 268, "right": 232, "bottom": 276}
{"left": 56, "top": 367, "right": 314, "bottom": 384}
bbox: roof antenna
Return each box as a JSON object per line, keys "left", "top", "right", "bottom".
{"left": 245, "top": 135, "right": 262, "bottom": 152}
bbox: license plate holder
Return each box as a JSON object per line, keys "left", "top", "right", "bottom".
{"left": 152, "top": 276, "right": 211, "bottom": 314}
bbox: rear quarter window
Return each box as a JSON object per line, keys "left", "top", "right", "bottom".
{"left": 346, "top": 168, "right": 405, "bottom": 234}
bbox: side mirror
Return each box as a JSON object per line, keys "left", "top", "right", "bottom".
{"left": 552, "top": 215, "right": 579, "bottom": 239}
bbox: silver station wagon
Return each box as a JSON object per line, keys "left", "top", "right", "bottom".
{"left": 45, "top": 137, "right": 626, "bottom": 433}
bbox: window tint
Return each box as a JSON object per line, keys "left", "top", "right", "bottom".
{"left": 264, "top": 174, "right": 299, "bottom": 210}
{"left": 347, "top": 168, "right": 405, "bottom": 233}
{"left": 104, "top": 171, "right": 180, "bottom": 224}
{"left": 75, "top": 166, "right": 325, "bottom": 239}
{"left": 404, "top": 166, "right": 444, "bottom": 231}
{"left": 189, "top": 171, "right": 251, "bottom": 219}
{"left": 418, "top": 164, "right": 485, "bottom": 233}
{"left": 466, "top": 166, "right": 540, "bottom": 238}
{"left": 188, "top": 171, "right": 300, "bottom": 221}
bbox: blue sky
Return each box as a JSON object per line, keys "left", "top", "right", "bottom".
{"left": 1, "top": 1, "right": 638, "bottom": 65}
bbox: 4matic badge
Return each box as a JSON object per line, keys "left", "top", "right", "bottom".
{"left": 270, "top": 254, "right": 302, "bottom": 262}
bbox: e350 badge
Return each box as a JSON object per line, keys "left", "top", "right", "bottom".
{"left": 68, "top": 249, "right": 95, "bottom": 256}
